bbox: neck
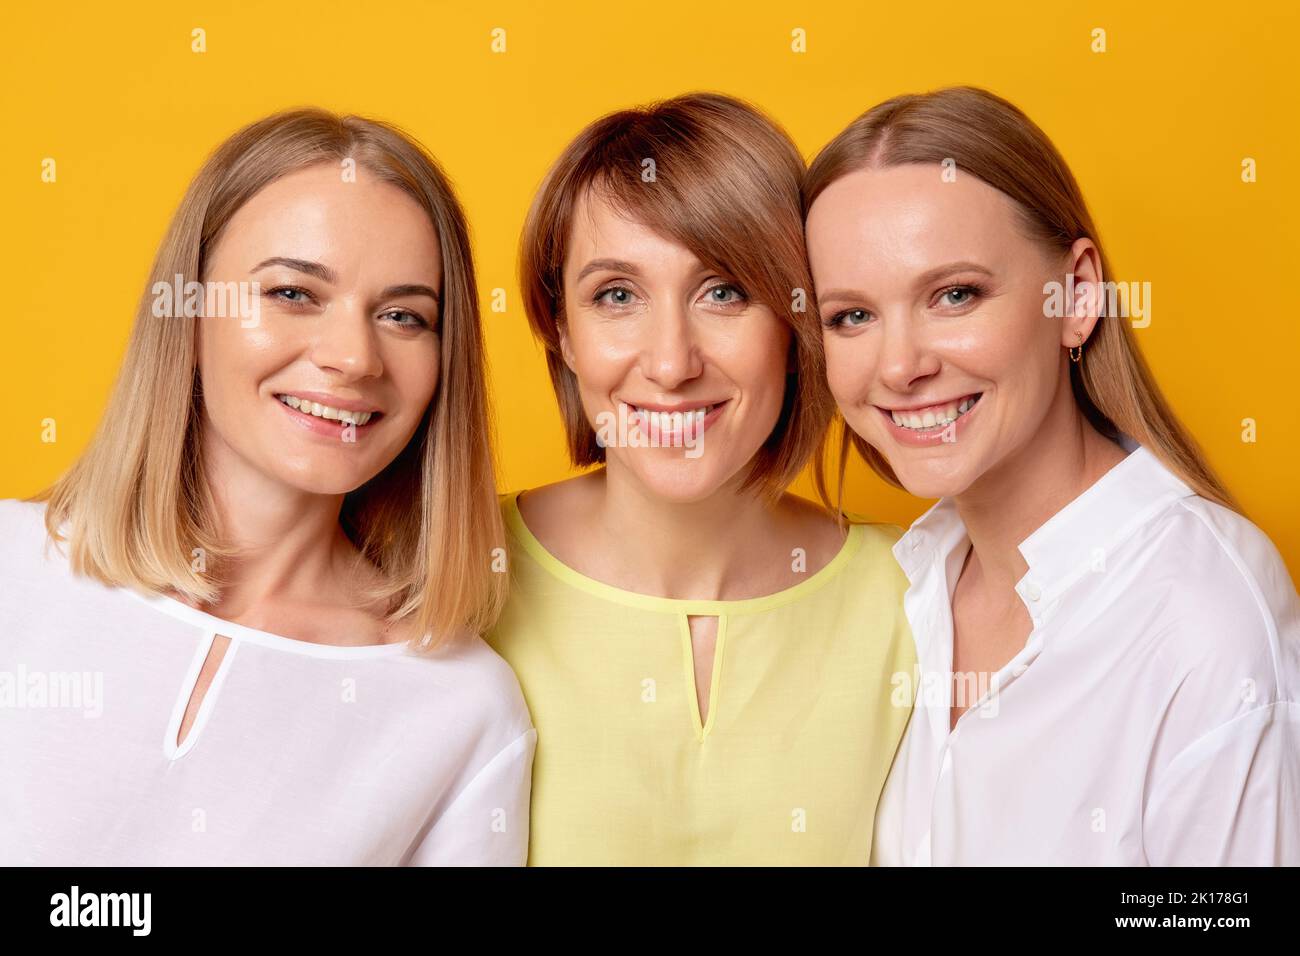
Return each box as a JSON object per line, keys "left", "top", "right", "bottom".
{"left": 953, "top": 373, "right": 1126, "bottom": 594}
{"left": 199, "top": 424, "right": 355, "bottom": 618}
{"left": 592, "top": 460, "right": 788, "bottom": 601}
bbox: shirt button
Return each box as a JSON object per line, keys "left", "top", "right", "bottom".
{"left": 1023, "top": 581, "right": 1042, "bottom": 602}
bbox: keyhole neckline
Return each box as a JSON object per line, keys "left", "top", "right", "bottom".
{"left": 165, "top": 630, "right": 238, "bottom": 760}
{"left": 681, "top": 613, "right": 728, "bottom": 741}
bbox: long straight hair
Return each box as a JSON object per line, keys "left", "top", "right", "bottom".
{"left": 36, "top": 109, "right": 507, "bottom": 648}
{"left": 804, "top": 86, "right": 1238, "bottom": 513}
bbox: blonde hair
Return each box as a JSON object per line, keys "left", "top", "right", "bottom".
{"left": 519, "top": 92, "right": 834, "bottom": 501}
{"left": 35, "top": 108, "right": 507, "bottom": 648}
{"left": 804, "top": 86, "right": 1239, "bottom": 514}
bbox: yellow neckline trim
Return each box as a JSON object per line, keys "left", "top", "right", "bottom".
{"left": 503, "top": 491, "right": 867, "bottom": 614}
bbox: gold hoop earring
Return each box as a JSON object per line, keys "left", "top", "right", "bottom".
{"left": 1069, "top": 331, "right": 1084, "bottom": 364}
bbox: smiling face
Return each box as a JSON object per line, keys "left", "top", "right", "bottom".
{"left": 197, "top": 162, "right": 442, "bottom": 496}
{"left": 807, "top": 163, "right": 1099, "bottom": 500}
{"left": 558, "top": 191, "right": 792, "bottom": 503}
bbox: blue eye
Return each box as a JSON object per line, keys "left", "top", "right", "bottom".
{"left": 825, "top": 308, "right": 873, "bottom": 329}
{"left": 939, "top": 285, "right": 982, "bottom": 307}
{"left": 706, "top": 284, "right": 746, "bottom": 305}
{"left": 595, "top": 286, "right": 636, "bottom": 307}
{"left": 267, "top": 286, "right": 312, "bottom": 305}
{"left": 381, "top": 310, "right": 429, "bottom": 329}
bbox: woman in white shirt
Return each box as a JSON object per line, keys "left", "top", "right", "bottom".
{"left": 0, "top": 109, "right": 534, "bottom": 865}
{"left": 803, "top": 86, "right": 1299, "bottom": 865}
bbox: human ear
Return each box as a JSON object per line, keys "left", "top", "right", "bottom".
{"left": 1062, "top": 237, "right": 1104, "bottom": 348}
{"left": 557, "top": 319, "right": 577, "bottom": 373}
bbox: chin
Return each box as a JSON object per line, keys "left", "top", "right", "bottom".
{"left": 886, "top": 454, "right": 976, "bottom": 501}
{"left": 275, "top": 458, "right": 380, "bottom": 497}
{"left": 626, "top": 455, "right": 735, "bottom": 505}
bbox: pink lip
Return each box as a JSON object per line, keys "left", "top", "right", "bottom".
{"left": 274, "top": 396, "right": 382, "bottom": 439}
{"left": 877, "top": 393, "right": 983, "bottom": 447}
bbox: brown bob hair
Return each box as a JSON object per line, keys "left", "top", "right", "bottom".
{"left": 37, "top": 108, "right": 507, "bottom": 648}
{"left": 804, "top": 86, "right": 1238, "bottom": 514}
{"left": 518, "top": 91, "right": 834, "bottom": 501}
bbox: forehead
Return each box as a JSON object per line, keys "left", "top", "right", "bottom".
{"left": 212, "top": 163, "right": 442, "bottom": 281}
{"left": 807, "top": 163, "right": 1027, "bottom": 278}
{"left": 563, "top": 189, "right": 702, "bottom": 274}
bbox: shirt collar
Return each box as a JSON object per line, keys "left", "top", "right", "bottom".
{"left": 893, "top": 441, "right": 1197, "bottom": 613}
{"left": 892, "top": 497, "right": 967, "bottom": 587}
{"left": 1014, "top": 443, "right": 1194, "bottom": 598}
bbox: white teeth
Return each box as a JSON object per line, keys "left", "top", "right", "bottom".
{"left": 890, "top": 395, "right": 979, "bottom": 432}
{"left": 277, "top": 394, "right": 374, "bottom": 426}
{"left": 632, "top": 404, "right": 714, "bottom": 431}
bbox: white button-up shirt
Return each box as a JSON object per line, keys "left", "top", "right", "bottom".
{"left": 873, "top": 443, "right": 1300, "bottom": 865}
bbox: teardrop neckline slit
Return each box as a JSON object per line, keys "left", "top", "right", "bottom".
{"left": 170, "top": 631, "right": 234, "bottom": 757}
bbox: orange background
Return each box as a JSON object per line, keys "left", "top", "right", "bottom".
{"left": 1, "top": 0, "right": 1295, "bottom": 578}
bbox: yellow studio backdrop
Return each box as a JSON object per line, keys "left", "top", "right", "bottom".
{"left": 1, "top": 0, "right": 1296, "bottom": 578}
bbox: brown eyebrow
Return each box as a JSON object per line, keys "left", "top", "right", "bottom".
{"left": 380, "top": 283, "right": 439, "bottom": 303}
{"left": 817, "top": 262, "right": 994, "bottom": 308}
{"left": 913, "top": 261, "right": 993, "bottom": 286}
{"left": 575, "top": 258, "right": 641, "bottom": 282}
{"left": 817, "top": 288, "right": 870, "bottom": 308}
{"left": 252, "top": 257, "right": 337, "bottom": 283}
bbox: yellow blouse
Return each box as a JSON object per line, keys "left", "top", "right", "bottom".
{"left": 485, "top": 492, "right": 917, "bottom": 866}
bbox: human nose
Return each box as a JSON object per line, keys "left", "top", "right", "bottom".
{"left": 308, "top": 298, "right": 384, "bottom": 380}
{"left": 639, "top": 301, "right": 704, "bottom": 390}
{"left": 874, "top": 312, "right": 941, "bottom": 395}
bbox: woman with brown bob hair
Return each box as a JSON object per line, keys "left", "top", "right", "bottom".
{"left": 0, "top": 109, "right": 534, "bottom": 865}
{"left": 806, "top": 86, "right": 1298, "bottom": 865}
{"left": 486, "top": 92, "right": 915, "bottom": 865}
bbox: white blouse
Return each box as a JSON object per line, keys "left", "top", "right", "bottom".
{"left": 873, "top": 443, "right": 1300, "bottom": 865}
{"left": 0, "top": 499, "right": 536, "bottom": 866}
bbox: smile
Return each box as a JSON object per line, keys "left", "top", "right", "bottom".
{"left": 275, "top": 393, "right": 380, "bottom": 427}
{"left": 626, "top": 400, "right": 727, "bottom": 431}
{"left": 880, "top": 393, "right": 982, "bottom": 433}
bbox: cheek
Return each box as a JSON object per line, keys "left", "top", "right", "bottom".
{"left": 197, "top": 320, "right": 281, "bottom": 404}
{"left": 971, "top": 298, "right": 1061, "bottom": 399}
{"left": 721, "top": 316, "right": 789, "bottom": 394}
{"left": 822, "top": 334, "right": 870, "bottom": 405}
{"left": 386, "top": 342, "right": 441, "bottom": 413}
{"left": 568, "top": 326, "right": 635, "bottom": 395}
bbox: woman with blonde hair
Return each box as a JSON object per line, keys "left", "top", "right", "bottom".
{"left": 487, "top": 92, "right": 915, "bottom": 865}
{"left": 0, "top": 109, "right": 534, "bottom": 865}
{"left": 805, "top": 85, "right": 1299, "bottom": 865}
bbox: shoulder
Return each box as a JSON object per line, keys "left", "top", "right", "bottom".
{"left": 1139, "top": 496, "right": 1296, "bottom": 634}
{"left": 1170, "top": 497, "right": 1298, "bottom": 625}
{"left": 849, "top": 519, "right": 906, "bottom": 549}
{"left": 509, "top": 473, "right": 600, "bottom": 527}
{"left": 399, "top": 632, "right": 533, "bottom": 739}
{"left": 839, "top": 502, "right": 906, "bottom": 546}
{"left": 1129, "top": 495, "right": 1298, "bottom": 701}
{"left": 843, "top": 517, "right": 909, "bottom": 578}
{"left": 0, "top": 498, "right": 63, "bottom": 572}
{"left": 0, "top": 497, "right": 50, "bottom": 536}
